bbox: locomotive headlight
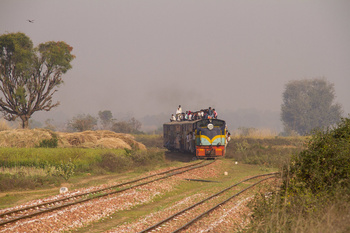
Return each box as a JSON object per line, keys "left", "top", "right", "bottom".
{"left": 207, "top": 123, "right": 214, "bottom": 130}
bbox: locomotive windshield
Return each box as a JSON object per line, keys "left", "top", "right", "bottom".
{"left": 196, "top": 119, "right": 225, "bottom": 128}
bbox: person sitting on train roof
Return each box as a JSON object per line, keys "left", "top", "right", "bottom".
{"left": 185, "top": 111, "right": 189, "bottom": 121}
{"left": 208, "top": 107, "right": 214, "bottom": 119}
{"left": 170, "top": 114, "right": 176, "bottom": 122}
{"left": 176, "top": 105, "right": 182, "bottom": 119}
{"left": 203, "top": 109, "right": 209, "bottom": 119}
{"left": 176, "top": 113, "right": 182, "bottom": 121}
{"left": 191, "top": 112, "right": 197, "bottom": 120}
{"left": 195, "top": 111, "right": 201, "bottom": 120}
{"left": 213, "top": 109, "right": 217, "bottom": 119}
{"left": 199, "top": 110, "right": 204, "bottom": 119}
{"left": 188, "top": 111, "right": 192, "bottom": 121}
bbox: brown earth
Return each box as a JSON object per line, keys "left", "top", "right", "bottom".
{"left": 0, "top": 129, "right": 146, "bottom": 150}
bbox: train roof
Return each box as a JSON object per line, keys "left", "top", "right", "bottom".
{"left": 163, "top": 119, "right": 225, "bottom": 126}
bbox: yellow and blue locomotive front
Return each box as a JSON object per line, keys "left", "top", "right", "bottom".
{"left": 195, "top": 119, "right": 226, "bottom": 158}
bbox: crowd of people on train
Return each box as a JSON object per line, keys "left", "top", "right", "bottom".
{"left": 170, "top": 105, "right": 218, "bottom": 122}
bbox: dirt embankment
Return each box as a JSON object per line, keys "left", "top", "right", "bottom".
{"left": 0, "top": 129, "right": 146, "bottom": 150}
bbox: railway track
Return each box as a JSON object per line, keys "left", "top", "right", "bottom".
{"left": 0, "top": 160, "right": 214, "bottom": 227}
{"left": 139, "top": 172, "right": 279, "bottom": 233}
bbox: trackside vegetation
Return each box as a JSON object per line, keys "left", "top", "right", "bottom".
{"left": 226, "top": 136, "right": 306, "bottom": 169}
{"left": 0, "top": 148, "right": 164, "bottom": 191}
{"left": 242, "top": 117, "right": 350, "bottom": 232}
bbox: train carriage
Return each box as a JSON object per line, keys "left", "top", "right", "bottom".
{"left": 163, "top": 118, "right": 228, "bottom": 158}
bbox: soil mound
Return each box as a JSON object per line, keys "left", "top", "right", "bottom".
{"left": 0, "top": 129, "right": 146, "bottom": 150}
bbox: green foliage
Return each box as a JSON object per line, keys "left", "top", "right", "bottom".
{"left": 38, "top": 41, "right": 74, "bottom": 74}
{"left": 0, "top": 32, "right": 33, "bottom": 77}
{"left": 54, "top": 159, "right": 76, "bottom": 181}
{"left": 281, "top": 78, "right": 342, "bottom": 135}
{"left": 0, "top": 147, "right": 106, "bottom": 170}
{"left": 287, "top": 117, "right": 350, "bottom": 195}
{"left": 235, "top": 139, "right": 250, "bottom": 152}
{"left": 38, "top": 137, "right": 58, "bottom": 148}
{"left": 43, "top": 159, "right": 76, "bottom": 181}
{"left": 0, "top": 147, "right": 165, "bottom": 191}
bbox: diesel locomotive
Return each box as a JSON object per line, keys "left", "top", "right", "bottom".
{"left": 163, "top": 118, "right": 228, "bottom": 158}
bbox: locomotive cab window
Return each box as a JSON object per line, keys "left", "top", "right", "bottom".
{"left": 197, "top": 119, "right": 225, "bottom": 128}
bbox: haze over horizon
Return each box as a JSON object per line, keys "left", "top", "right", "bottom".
{"left": 1, "top": 0, "right": 349, "bottom": 130}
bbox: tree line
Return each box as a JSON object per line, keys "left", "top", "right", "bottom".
{"left": 67, "top": 110, "right": 143, "bottom": 133}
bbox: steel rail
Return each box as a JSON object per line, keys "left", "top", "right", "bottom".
{"left": 0, "top": 160, "right": 214, "bottom": 227}
{"left": 172, "top": 175, "right": 276, "bottom": 233}
{"left": 139, "top": 172, "right": 279, "bottom": 233}
{"left": 0, "top": 160, "right": 204, "bottom": 219}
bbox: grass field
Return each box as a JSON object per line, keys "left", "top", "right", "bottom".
{"left": 0, "top": 146, "right": 166, "bottom": 194}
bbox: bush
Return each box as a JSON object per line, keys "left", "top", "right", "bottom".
{"left": 38, "top": 137, "right": 58, "bottom": 148}
{"left": 225, "top": 137, "right": 304, "bottom": 168}
{"left": 129, "top": 148, "right": 164, "bottom": 166}
{"left": 98, "top": 148, "right": 165, "bottom": 173}
{"left": 99, "top": 153, "right": 132, "bottom": 172}
{"left": 0, "top": 173, "right": 59, "bottom": 191}
{"left": 44, "top": 159, "right": 76, "bottom": 181}
{"left": 287, "top": 117, "right": 350, "bottom": 194}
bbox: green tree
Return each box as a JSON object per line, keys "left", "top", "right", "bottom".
{"left": 111, "top": 121, "right": 133, "bottom": 133}
{"left": 281, "top": 78, "right": 342, "bottom": 135}
{"left": 0, "top": 32, "right": 75, "bottom": 128}
{"left": 69, "top": 114, "right": 97, "bottom": 132}
{"left": 98, "top": 110, "right": 114, "bottom": 129}
{"left": 110, "top": 117, "right": 142, "bottom": 134}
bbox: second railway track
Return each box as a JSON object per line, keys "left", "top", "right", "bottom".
{"left": 137, "top": 172, "right": 279, "bottom": 233}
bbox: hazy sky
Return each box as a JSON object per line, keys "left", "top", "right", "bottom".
{"left": 1, "top": 0, "right": 350, "bottom": 123}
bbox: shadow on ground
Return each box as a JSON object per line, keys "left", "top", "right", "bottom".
{"left": 165, "top": 151, "right": 195, "bottom": 162}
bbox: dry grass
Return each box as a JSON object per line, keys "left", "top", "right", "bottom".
{"left": 0, "top": 128, "right": 52, "bottom": 147}
{"left": 0, "top": 166, "right": 46, "bottom": 176}
{"left": 0, "top": 129, "right": 146, "bottom": 150}
{"left": 233, "top": 128, "right": 279, "bottom": 138}
{"left": 244, "top": 193, "right": 350, "bottom": 233}
{"left": 0, "top": 119, "right": 12, "bottom": 131}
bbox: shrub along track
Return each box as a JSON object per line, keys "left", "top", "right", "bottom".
{"left": 111, "top": 172, "right": 279, "bottom": 233}
{"left": 0, "top": 160, "right": 213, "bottom": 231}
